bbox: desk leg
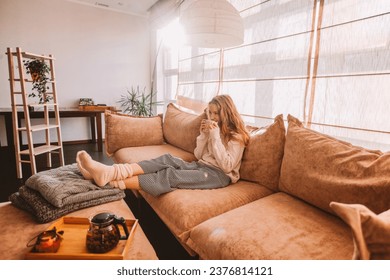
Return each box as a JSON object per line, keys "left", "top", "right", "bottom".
{"left": 90, "top": 116, "right": 96, "bottom": 144}
{"left": 96, "top": 113, "right": 103, "bottom": 152}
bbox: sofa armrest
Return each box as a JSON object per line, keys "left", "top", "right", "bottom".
{"left": 104, "top": 110, "right": 164, "bottom": 156}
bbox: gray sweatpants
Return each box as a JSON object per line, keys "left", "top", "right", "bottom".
{"left": 137, "top": 154, "right": 231, "bottom": 197}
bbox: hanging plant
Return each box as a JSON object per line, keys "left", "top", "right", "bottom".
{"left": 23, "top": 58, "right": 52, "bottom": 103}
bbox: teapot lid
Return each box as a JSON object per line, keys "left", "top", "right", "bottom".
{"left": 91, "top": 212, "right": 114, "bottom": 224}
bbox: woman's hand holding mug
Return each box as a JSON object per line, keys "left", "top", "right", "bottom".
{"left": 201, "top": 119, "right": 217, "bottom": 133}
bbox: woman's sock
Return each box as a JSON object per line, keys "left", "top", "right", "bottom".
{"left": 77, "top": 150, "right": 133, "bottom": 187}
{"left": 109, "top": 180, "right": 126, "bottom": 190}
{"left": 76, "top": 151, "right": 93, "bottom": 180}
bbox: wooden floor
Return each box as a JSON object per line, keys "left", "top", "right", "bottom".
{"left": 0, "top": 142, "right": 194, "bottom": 260}
{"left": 0, "top": 143, "right": 114, "bottom": 203}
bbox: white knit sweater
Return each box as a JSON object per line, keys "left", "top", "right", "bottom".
{"left": 193, "top": 127, "right": 245, "bottom": 183}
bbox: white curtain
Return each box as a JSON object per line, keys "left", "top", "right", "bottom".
{"left": 152, "top": 0, "right": 390, "bottom": 151}
{"left": 310, "top": 0, "right": 390, "bottom": 151}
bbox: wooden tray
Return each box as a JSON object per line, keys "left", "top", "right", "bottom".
{"left": 25, "top": 217, "right": 138, "bottom": 260}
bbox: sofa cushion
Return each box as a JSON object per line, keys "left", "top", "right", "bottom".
{"left": 279, "top": 115, "right": 390, "bottom": 215}
{"left": 163, "top": 103, "right": 207, "bottom": 154}
{"left": 330, "top": 202, "right": 390, "bottom": 260}
{"left": 104, "top": 110, "right": 164, "bottom": 156}
{"left": 239, "top": 114, "right": 285, "bottom": 191}
{"left": 187, "top": 192, "right": 354, "bottom": 260}
{"left": 112, "top": 144, "right": 197, "bottom": 164}
{"left": 139, "top": 180, "right": 274, "bottom": 254}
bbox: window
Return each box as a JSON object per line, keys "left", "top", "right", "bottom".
{"left": 154, "top": 0, "right": 390, "bottom": 151}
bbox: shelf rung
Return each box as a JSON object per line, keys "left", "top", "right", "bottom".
{"left": 18, "top": 124, "right": 59, "bottom": 132}
{"left": 20, "top": 145, "right": 62, "bottom": 156}
{"left": 22, "top": 79, "right": 56, "bottom": 83}
{"left": 10, "top": 52, "right": 55, "bottom": 60}
{"left": 9, "top": 79, "right": 55, "bottom": 84}
{"left": 11, "top": 91, "right": 23, "bottom": 94}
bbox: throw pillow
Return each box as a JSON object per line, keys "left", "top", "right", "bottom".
{"left": 104, "top": 110, "right": 164, "bottom": 156}
{"left": 330, "top": 202, "right": 390, "bottom": 260}
{"left": 239, "top": 114, "right": 286, "bottom": 191}
{"left": 163, "top": 103, "right": 206, "bottom": 153}
{"left": 279, "top": 114, "right": 390, "bottom": 215}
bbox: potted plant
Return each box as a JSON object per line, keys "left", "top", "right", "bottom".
{"left": 118, "top": 86, "right": 163, "bottom": 117}
{"left": 23, "top": 58, "right": 52, "bottom": 104}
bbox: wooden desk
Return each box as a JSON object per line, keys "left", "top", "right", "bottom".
{"left": 0, "top": 108, "right": 105, "bottom": 152}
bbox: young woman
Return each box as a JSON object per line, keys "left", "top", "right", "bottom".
{"left": 76, "top": 95, "right": 250, "bottom": 196}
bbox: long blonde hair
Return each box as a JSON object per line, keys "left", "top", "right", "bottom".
{"left": 208, "top": 95, "right": 250, "bottom": 146}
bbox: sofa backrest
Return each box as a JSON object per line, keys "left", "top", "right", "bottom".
{"left": 163, "top": 103, "right": 207, "bottom": 154}
{"left": 104, "top": 110, "right": 164, "bottom": 156}
{"left": 279, "top": 114, "right": 390, "bottom": 215}
{"left": 239, "top": 114, "right": 286, "bottom": 192}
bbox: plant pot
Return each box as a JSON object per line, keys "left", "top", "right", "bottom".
{"left": 31, "top": 72, "right": 40, "bottom": 82}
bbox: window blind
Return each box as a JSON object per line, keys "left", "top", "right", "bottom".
{"left": 152, "top": 0, "right": 390, "bottom": 151}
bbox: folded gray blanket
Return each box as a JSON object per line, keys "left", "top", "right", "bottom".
{"left": 25, "top": 163, "right": 122, "bottom": 208}
{"left": 9, "top": 186, "right": 125, "bottom": 223}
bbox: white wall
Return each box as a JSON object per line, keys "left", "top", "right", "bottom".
{"left": 0, "top": 0, "right": 151, "bottom": 145}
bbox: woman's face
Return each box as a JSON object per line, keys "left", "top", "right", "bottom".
{"left": 208, "top": 104, "right": 220, "bottom": 123}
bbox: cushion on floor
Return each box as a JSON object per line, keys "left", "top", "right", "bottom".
{"left": 330, "top": 201, "right": 390, "bottom": 260}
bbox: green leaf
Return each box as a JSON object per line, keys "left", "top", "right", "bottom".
{"left": 117, "top": 85, "right": 162, "bottom": 117}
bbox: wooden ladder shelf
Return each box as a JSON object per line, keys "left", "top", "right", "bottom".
{"left": 6, "top": 47, "right": 64, "bottom": 178}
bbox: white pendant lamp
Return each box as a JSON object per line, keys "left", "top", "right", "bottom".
{"left": 179, "top": 0, "right": 244, "bottom": 48}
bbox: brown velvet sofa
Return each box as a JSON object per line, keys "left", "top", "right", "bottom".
{"left": 105, "top": 103, "right": 390, "bottom": 260}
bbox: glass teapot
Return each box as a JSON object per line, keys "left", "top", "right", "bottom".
{"left": 86, "top": 212, "right": 130, "bottom": 253}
